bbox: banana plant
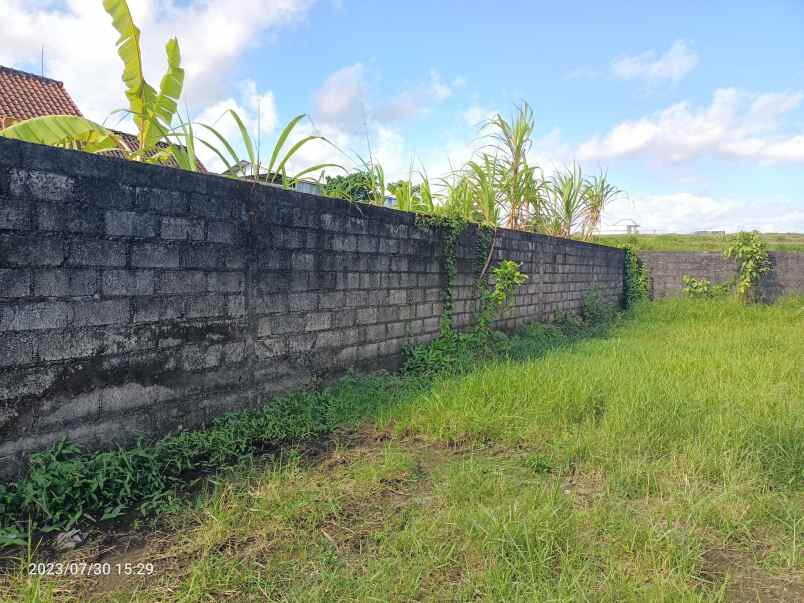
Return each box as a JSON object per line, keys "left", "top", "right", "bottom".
{"left": 0, "top": 0, "right": 185, "bottom": 164}
{"left": 103, "top": 0, "right": 185, "bottom": 161}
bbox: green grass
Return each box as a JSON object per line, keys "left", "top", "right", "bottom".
{"left": 594, "top": 232, "right": 804, "bottom": 252}
{"left": 2, "top": 298, "right": 802, "bottom": 602}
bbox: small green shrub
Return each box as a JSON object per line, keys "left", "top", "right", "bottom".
{"left": 476, "top": 260, "right": 529, "bottom": 333}
{"left": 682, "top": 276, "right": 733, "bottom": 299}
{"left": 724, "top": 231, "right": 772, "bottom": 303}
{"left": 403, "top": 331, "right": 484, "bottom": 375}
{"left": 580, "top": 288, "right": 617, "bottom": 325}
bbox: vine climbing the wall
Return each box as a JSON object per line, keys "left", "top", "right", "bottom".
{"left": 414, "top": 214, "right": 465, "bottom": 336}
{"left": 622, "top": 244, "right": 650, "bottom": 308}
{"left": 405, "top": 217, "right": 528, "bottom": 374}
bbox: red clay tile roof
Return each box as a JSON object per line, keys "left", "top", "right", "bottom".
{"left": 0, "top": 66, "right": 83, "bottom": 122}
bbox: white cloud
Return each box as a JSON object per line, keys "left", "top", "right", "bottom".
{"left": 428, "top": 69, "right": 453, "bottom": 101}
{"left": 373, "top": 68, "right": 456, "bottom": 122}
{"left": 461, "top": 104, "right": 495, "bottom": 126}
{"left": 601, "top": 192, "right": 804, "bottom": 233}
{"left": 314, "top": 64, "right": 458, "bottom": 129}
{"left": 315, "top": 63, "right": 368, "bottom": 129}
{"left": 611, "top": 40, "right": 698, "bottom": 84}
{"left": 451, "top": 75, "right": 467, "bottom": 89}
{"left": 299, "top": 64, "right": 469, "bottom": 182}
{"left": 578, "top": 88, "right": 804, "bottom": 164}
{"left": 0, "top": 0, "right": 315, "bottom": 122}
{"left": 192, "top": 79, "right": 278, "bottom": 172}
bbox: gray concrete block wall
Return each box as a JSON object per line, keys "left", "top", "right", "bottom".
{"left": 0, "top": 138, "right": 624, "bottom": 477}
{"left": 639, "top": 251, "right": 804, "bottom": 299}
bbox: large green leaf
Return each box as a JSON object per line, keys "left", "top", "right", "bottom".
{"left": 0, "top": 115, "right": 125, "bottom": 153}
{"left": 103, "top": 0, "right": 158, "bottom": 149}
{"left": 145, "top": 37, "right": 184, "bottom": 150}
{"left": 267, "top": 113, "right": 305, "bottom": 175}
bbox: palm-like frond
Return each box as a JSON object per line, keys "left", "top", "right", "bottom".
{"left": 0, "top": 115, "right": 125, "bottom": 154}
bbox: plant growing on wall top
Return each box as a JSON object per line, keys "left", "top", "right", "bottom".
{"left": 0, "top": 0, "right": 188, "bottom": 165}
{"left": 103, "top": 0, "right": 185, "bottom": 161}
{"left": 196, "top": 110, "right": 341, "bottom": 187}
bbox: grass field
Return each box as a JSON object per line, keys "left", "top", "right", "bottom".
{"left": 2, "top": 298, "right": 803, "bottom": 602}
{"left": 593, "top": 232, "right": 804, "bottom": 252}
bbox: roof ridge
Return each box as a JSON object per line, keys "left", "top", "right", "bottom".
{"left": 0, "top": 65, "right": 65, "bottom": 87}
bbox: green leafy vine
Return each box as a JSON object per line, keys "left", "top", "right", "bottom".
{"left": 623, "top": 244, "right": 650, "bottom": 308}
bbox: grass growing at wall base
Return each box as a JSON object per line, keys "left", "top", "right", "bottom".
{"left": 0, "top": 304, "right": 615, "bottom": 550}
{"left": 3, "top": 296, "right": 801, "bottom": 602}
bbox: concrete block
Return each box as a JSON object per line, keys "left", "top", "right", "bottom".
{"left": 72, "top": 299, "right": 130, "bottom": 327}
{"left": 161, "top": 217, "right": 205, "bottom": 240}
{"left": 0, "top": 269, "right": 30, "bottom": 298}
{"left": 0, "top": 301, "right": 71, "bottom": 331}
{"left": 0, "top": 199, "right": 31, "bottom": 230}
{"left": 102, "top": 270, "right": 155, "bottom": 296}
{"left": 1, "top": 235, "right": 64, "bottom": 266}
{"left": 10, "top": 169, "right": 74, "bottom": 201}
{"left": 132, "top": 242, "right": 180, "bottom": 268}
{"left": 133, "top": 296, "right": 184, "bottom": 323}
{"left": 207, "top": 271, "right": 243, "bottom": 293}
{"left": 304, "top": 312, "right": 331, "bottom": 332}
{"left": 68, "top": 239, "right": 126, "bottom": 267}
{"left": 37, "top": 203, "right": 102, "bottom": 233}
{"left": 157, "top": 271, "right": 206, "bottom": 294}
{"left": 207, "top": 221, "right": 238, "bottom": 244}
{"left": 0, "top": 332, "right": 36, "bottom": 367}
{"left": 105, "top": 210, "right": 159, "bottom": 238}
{"left": 186, "top": 294, "right": 227, "bottom": 318}
{"left": 35, "top": 269, "right": 98, "bottom": 297}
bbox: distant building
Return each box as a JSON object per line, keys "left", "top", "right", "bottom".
{"left": 0, "top": 65, "right": 205, "bottom": 171}
{"left": 693, "top": 230, "right": 726, "bottom": 236}
{"left": 222, "top": 160, "right": 322, "bottom": 195}
{"left": 0, "top": 66, "right": 82, "bottom": 129}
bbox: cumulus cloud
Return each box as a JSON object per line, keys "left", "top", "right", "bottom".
{"left": 611, "top": 39, "right": 698, "bottom": 84}
{"left": 461, "top": 104, "right": 495, "bottom": 126}
{"left": 578, "top": 88, "right": 804, "bottom": 164}
{"left": 301, "top": 64, "right": 468, "bottom": 181}
{"left": 313, "top": 63, "right": 458, "bottom": 130}
{"left": 0, "top": 0, "right": 315, "bottom": 121}
{"left": 373, "top": 69, "right": 457, "bottom": 122}
{"left": 601, "top": 191, "right": 804, "bottom": 233}
{"left": 314, "top": 63, "right": 368, "bottom": 129}
{"left": 192, "top": 80, "right": 279, "bottom": 172}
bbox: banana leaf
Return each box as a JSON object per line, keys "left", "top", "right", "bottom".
{"left": 146, "top": 38, "right": 184, "bottom": 150}
{"left": 0, "top": 115, "right": 125, "bottom": 153}
{"left": 103, "top": 0, "right": 158, "bottom": 150}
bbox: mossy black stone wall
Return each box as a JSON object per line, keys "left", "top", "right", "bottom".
{"left": 0, "top": 138, "right": 624, "bottom": 476}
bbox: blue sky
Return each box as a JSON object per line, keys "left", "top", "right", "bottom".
{"left": 1, "top": 0, "right": 803, "bottom": 232}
